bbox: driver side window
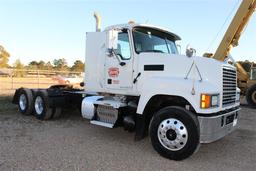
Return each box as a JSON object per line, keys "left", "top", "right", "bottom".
{"left": 116, "top": 30, "right": 131, "bottom": 60}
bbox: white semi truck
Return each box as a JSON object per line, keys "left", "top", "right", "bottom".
{"left": 13, "top": 15, "right": 240, "bottom": 160}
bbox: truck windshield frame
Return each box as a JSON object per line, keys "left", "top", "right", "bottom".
{"left": 132, "top": 27, "right": 178, "bottom": 55}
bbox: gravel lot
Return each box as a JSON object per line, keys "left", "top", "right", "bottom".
{"left": 0, "top": 96, "right": 256, "bottom": 171}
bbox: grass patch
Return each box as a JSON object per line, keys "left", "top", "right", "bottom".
{"left": 0, "top": 95, "right": 17, "bottom": 112}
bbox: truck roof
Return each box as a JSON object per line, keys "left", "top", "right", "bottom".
{"left": 104, "top": 23, "right": 181, "bottom": 41}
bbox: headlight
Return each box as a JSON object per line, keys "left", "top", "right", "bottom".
{"left": 236, "top": 92, "right": 240, "bottom": 102}
{"left": 211, "top": 95, "right": 219, "bottom": 106}
{"left": 201, "top": 94, "right": 219, "bottom": 109}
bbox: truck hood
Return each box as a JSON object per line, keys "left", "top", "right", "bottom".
{"left": 137, "top": 53, "right": 234, "bottom": 94}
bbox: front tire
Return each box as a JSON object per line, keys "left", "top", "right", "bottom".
{"left": 149, "top": 106, "right": 200, "bottom": 161}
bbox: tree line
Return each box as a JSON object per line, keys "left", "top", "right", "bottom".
{"left": 0, "top": 44, "right": 84, "bottom": 72}
{"left": 13, "top": 58, "right": 85, "bottom": 72}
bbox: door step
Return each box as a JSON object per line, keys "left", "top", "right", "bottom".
{"left": 90, "top": 120, "right": 114, "bottom": 128}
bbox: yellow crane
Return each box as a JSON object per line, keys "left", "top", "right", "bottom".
{"left": 204, "top": 0, "right": 256, "bottom": 106}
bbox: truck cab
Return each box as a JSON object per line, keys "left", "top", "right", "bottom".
{"left": 82, "top": 22, "right": 240, "bottom": 160}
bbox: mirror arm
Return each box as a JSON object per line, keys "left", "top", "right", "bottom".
{"left": 110, "top": 48, "right": 126, "bottom": 66}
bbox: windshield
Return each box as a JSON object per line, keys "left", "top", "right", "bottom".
{"left": 133, "top": 27, "right": 178, "bottom": 54}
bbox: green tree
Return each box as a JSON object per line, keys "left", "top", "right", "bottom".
{"left": 28, "top": 60, "right": 38, "bottom": 70}
{"left": 0, "top": 45, "right": 10, "bottom": 68}
{"left": 71, "top": 60, "right": 84, "bottom": 72}
{"left": 13, "top": 59, "right": 24, "bottom": 69}
{"left": 45, "top": 61, "right": 53, "bottom": 70}
{"left": 28, "top": 60, "right": 46, "bottom": 70}
{"left": 13, "top": 59, "right": 25, "bottom": 77}
{"left": 37, "top": 60, "right": 45, "bottom": 70}
{"left": 53, "top": 58, "right": 69, "bottom": 71}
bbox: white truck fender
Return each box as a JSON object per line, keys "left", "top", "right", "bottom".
{"left": 136, "top": 76, "right": 221, "bottom": 115}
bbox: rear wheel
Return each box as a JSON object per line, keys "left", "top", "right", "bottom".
{"left": 246, "top": 84, "right": 256, "bottom": 106}
{"left": 149, "top": 106, "right": 199, "bottom": 161}
{"left": 34, "top": 90, "right": 53, "bottom": 120}
{"left": 18, "top": 88, "right": 34, "bottom": 115}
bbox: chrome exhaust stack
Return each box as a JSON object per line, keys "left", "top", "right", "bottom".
{"left": 93, "top": 12, "right": 101, "bottom": 32}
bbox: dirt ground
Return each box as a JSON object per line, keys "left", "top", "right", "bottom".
{"left": 0, "top": 94, "right": 256, "bottom": 171}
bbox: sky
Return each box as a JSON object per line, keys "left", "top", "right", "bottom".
{"left": 0, "top": 0, "right": 256, "bottom": 66}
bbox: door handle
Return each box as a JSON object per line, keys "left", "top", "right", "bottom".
{"left": 133, "top": 72, "right": 141, "bottom": 84}
{"left": 119, "top": 62, "right": 126, "bottom": 66}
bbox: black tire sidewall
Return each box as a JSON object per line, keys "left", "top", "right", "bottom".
{"left": 18, "top": 88, "right": 33, "bottom": 115}
{"left": 51, "top": 108, "right": 62, "bottom": 119}
{"left": 34, "top": 90, "right": 52, "bottom": 120}
{"left": 150, "top": 106, "right": 199, "bottom": 161}
{"left": 246, "top": 85, "right": 256, "bottom": 106}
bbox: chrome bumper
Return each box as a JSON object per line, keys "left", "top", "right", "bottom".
{"left": 198, "top": 108, "right": 240, "bottom": 143}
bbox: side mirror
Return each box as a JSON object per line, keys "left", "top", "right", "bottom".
{"left": 106, "top": 48, "right": 114, "bottom": 57}
{"left": 107, "top": 29, "right": 118, "bottom": 49}
{"left": 186, "top": 44, "right": 196, "bottom": 57}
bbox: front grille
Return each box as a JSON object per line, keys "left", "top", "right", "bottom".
{"left": 222, "top": 67, "right": 237, "bottom": 106}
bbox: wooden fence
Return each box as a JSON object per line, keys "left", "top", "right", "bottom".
{"left": 0, "top": 69, "right": 83, "bottom": 90}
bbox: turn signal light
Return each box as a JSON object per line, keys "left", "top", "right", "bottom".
{"left": 201, "top": 94, "right": 211, "bottom": 109}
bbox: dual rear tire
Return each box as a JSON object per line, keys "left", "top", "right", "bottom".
{"left": 34, "top": 90, "right": 54, "bottom": 120}
{"left": 18, "top": 88, "right": 34, "bottom": 115}
{"left": 17, "top": 88, "right": 62, "bottom": 120}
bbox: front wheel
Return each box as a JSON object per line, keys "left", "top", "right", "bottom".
{"left": 149, "top": 106, "right": 200, "bottom": 161}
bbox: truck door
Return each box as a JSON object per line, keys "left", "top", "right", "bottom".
{"left": 105, "top": 29, "right": 133, "bottom": 90}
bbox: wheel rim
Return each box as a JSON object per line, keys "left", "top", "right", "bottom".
{"left": 157, "top": 118, "right": 188, "bottom": 151}
{"left": 35, "top": 96, "right": 44, "bottom": 115}
{"left": 252, "top": 91, "right": 256, "bottom": 103}
{"left": 19, "top": 94, "right": 27, "bottom": 111}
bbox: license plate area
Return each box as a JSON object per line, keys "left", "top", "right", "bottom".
{"left": 226, "top": 114, "right": 235, "bottom": 125}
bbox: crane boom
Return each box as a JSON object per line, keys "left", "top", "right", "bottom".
{"left": 236, "top": 62, "right": 249, "bottom": 81}
{"left": 211, "top": 0, "right": 256, "bottom": 61}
